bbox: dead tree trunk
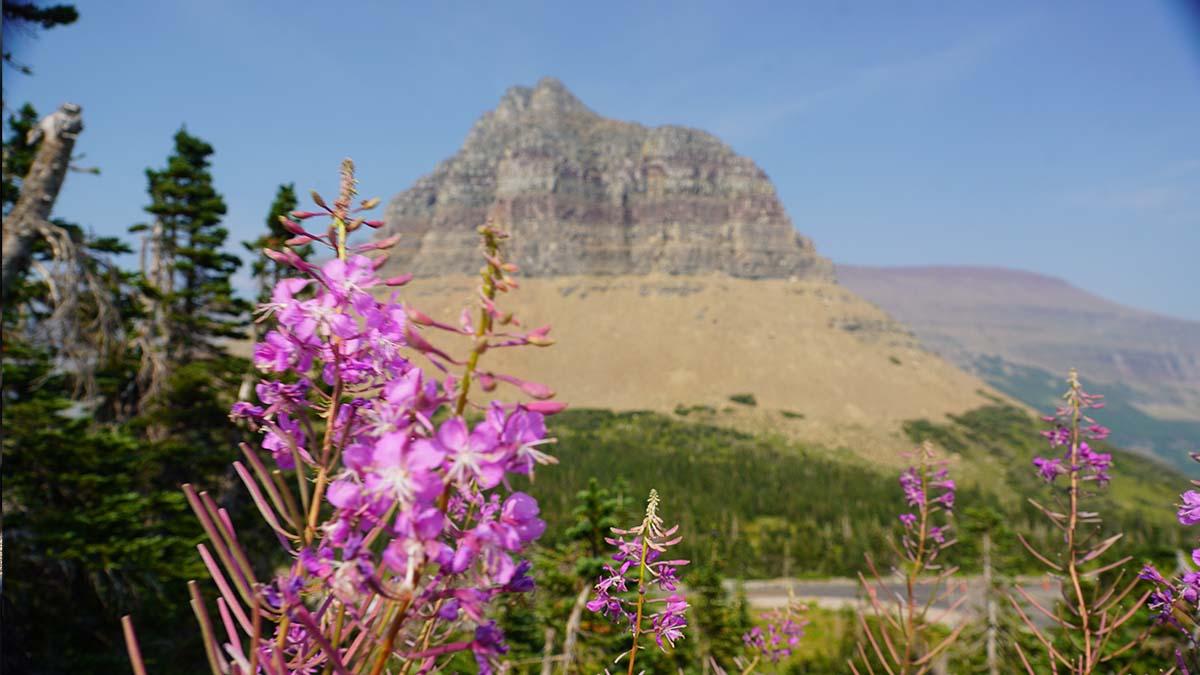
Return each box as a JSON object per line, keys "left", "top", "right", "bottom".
{"left": 539, "top": 627, "right": 557, "bottom": 675}
{"left": 1, "top": 103, "right": 83, "bottom": 305}
{"left": 983, "top": 531, "right": 999, "bottom": 675}
{"left": 559, "top": 584, "right": 591, "bottom": 675}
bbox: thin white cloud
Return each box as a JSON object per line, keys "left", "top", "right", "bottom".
{"left": 1065, "top": 158, "right": 1200, "bottom": 213}
{"left": 708, "top": 22, "right": 1032, "bottom": 142}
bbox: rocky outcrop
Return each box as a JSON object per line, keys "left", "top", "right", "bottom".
{"left": 379, "top": 77, "right": 832, "bottom": 280}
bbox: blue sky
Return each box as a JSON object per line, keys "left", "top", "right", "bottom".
{"left": 6, "top": 0, "right": 1199, "bottom": 319}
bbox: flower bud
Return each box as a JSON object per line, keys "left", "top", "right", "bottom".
{"left": 373, "top": 233, "right": 402, "bottom": 250}
{"left": 525, "top": 325, "right": 554, "bottom": 346}
{"left": 407, "top": 306, "right": 435, "bottom": 326}
{"left": 310, "top": 190, "right": 329, "bottom": 210}
{"left": 525, "top": 400, "right": 568, "bottom": 415}
{"left": 278, "top": 216, "right": 307, "bottom": 234}
{"left": 478, "top": 372, "right": 497, "bottom": 392}
{"left": 521, "top": 381, "right": 554, "bottom": 399}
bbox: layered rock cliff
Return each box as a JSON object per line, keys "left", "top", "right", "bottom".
{"left": 363, "top": 78, "right": 1007, "bottom": 466}
{"left": 380, "top": 77, "right": 832, "bottom": 280}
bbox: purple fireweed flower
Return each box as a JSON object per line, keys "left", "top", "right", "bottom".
{"left": 1033, "top": 373, "right": 1112, "bottom": 486}
{"left": 851, "top": 442, "right": 962, "bottom": 675}
{"left": 229, "top": 401, "right": 264, "bottom": 421}
{"left": 361, "top": 430, "right": 443, "bottom": 509}
{"left": 650, "top": 595, "right": 689, "bottom": 648}
{"left": 196, "top": 174, "right": 564, "bottom": 675}
{"left": 1033, "top": 456, "right": 1065, "bottom": 483}
{"left": 895, "top": 442, "right": 956, "bottom": 567}
{"left": 262, "top": 413, "right": 310, "bottom": 470}
{"left": 501, "top": 491, "right": 547, "bottom": 544}
{"left": 589, "top": 489, "right": 690, "bottom": 662}
{"left": 1180, "top": 490, "right": 1200, "bottom": 526}
{"left": 1139, "top": 454, "right": 1200, "bottom": 655}
{"left": 426, "top": 417, "right": 507, "bottom": 489}
{"left": 471, "top": 621, "right": 509, "bottom": 675}
{"left": 743, "top": 601, "right": 807, "bottom": 663}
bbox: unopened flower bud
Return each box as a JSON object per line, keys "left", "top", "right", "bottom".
{"left": 518, "top": 380, "right": 553, "bottom": 400}
{"left": 373, "top": 233, "right": 402, "bottom": 250}
{"left": 478, "top": 372, "right": 497, "bottom": 392}
{"left": 278, "top": 216, "right": 306, "bottom": 234}
{"left": 525, "top": 400, "right": 567, "bottom": 415}
{"left": 525, "top": 325, "right": 554, "bottom": 346}
{"left": 407, "top": 306, "right": 435, "bottom": 326}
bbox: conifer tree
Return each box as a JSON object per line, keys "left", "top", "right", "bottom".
{"left": 132, "top": 128, "right": 248, "bottom": 409}
{"left": 2, "top": 0, "right": 79, "bottom": 82}
{"left": 127, "top": 127, "right": 251, "bottom": 456}
{"left": 243, "top": 182, "right": 306, "bottom": 303}
{"left": 145, "top": 128, "right": 246, "bottom": 353}
{"left": 1, "top": 102, "right": 38, "bottom": 209}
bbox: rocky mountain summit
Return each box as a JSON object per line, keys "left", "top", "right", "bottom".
{"left": 380, "top": 77, "right": 832, "bottom": 280}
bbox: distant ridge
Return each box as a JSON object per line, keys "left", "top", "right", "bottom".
{"left": 838, "top": 264, "right": 1200, "bottom": 470}
{"left": 379, "top": 77, "right": 832, "bottom": 280}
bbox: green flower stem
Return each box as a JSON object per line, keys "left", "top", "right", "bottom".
{"left": 627, "top": 534, "right": 651, "bottom": 675}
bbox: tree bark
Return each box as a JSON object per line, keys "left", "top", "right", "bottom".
{"left": 1, "top": 103, "right": 83, "bottom": 305}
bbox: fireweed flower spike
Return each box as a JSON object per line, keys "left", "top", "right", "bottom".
{"left": 851, "top": 441, "right": 967, "bottom": 675}
{"left": 122, "top": 160, "right": 563, "bottom": 675}
{"left": 1010, "top": 369, "right": 1153, "bottom": 675}
{"left": 742, "top": 597, "right": 808, "bottom": 668}
{"left": 1139, "top": 452, "right": 1200, "bottom": 671}
{"left": 588, "top": 489, "right": 690, "bottom": 675}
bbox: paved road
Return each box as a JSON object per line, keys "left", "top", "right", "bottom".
{"left": 725, "top": 576, "right": 1061, "bottom": 626}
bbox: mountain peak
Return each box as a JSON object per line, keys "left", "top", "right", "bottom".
{"left": 491, "top": 76, "right": 593, "bottom": 124}
{"left": 380, "top": 80, "right": 831, "bottom": 280}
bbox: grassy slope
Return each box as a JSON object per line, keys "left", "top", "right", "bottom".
{"left": 390, "top": 274, "right": 999, "bottom": 465}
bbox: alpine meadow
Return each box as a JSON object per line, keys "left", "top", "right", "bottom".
{"left": 3, "top": 2, "right": 1198, "bottom": 674}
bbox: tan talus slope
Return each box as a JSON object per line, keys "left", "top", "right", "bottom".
{"left": 395, "top": 273, "right": 1001, "bottom": 465}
